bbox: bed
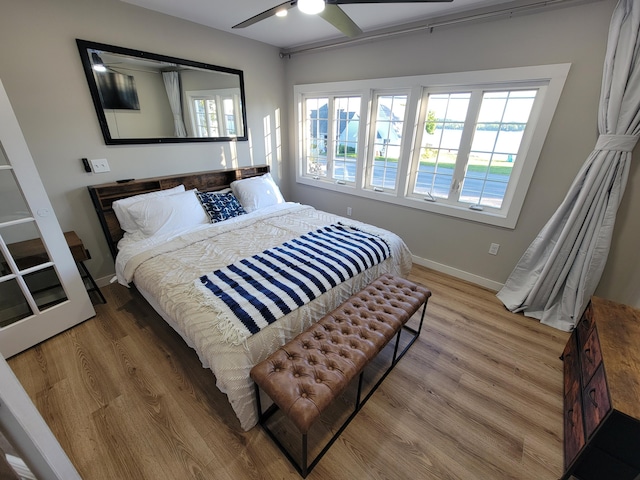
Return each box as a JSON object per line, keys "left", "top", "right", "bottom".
{"left": 88, "top": 166, "right": 412, "bottom": 430}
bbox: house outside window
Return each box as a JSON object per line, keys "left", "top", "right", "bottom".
{"left": 295, "top": 64, "right": 570, "bottom": 228}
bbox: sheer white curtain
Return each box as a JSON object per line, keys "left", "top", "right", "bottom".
{"left": 497, "top": 0, "right": 640, "bottom": 331}
{"left": 162, "top": 71, "right": 187, "bottom": 138}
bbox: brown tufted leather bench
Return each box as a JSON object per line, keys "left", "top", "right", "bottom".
{"left": 250, "top": 274, "right": 431, "bottom": 477}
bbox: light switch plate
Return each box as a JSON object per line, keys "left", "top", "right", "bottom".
{"left": 90, "top": 158, "right": 110, "bottom": 173}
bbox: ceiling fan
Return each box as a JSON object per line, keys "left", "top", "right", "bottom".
{"left": 233, "top": 0, "right": 453, "bottom": 38}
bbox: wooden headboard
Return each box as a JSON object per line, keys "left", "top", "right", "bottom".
{"left": 88, "top": 165, "right": 270, "bottom": 260}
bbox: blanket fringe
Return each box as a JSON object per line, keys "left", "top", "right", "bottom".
{"left": 187, "top": 281, "right": 249, "bottom": 346}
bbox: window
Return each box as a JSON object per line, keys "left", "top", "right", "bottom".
{"left": 302, "top": 95, "right": 361, "bottom": 183}
{"left": 366, "top": 93, "right": 408, "bottom": 192}
{"left": 186, "top": 89, "right": 243, "bottom": 138}
{"left": 295, "top": 64, "right": 570, "bottom": 228}
{"left": 409, "top": 88, "right": 538, "bottom": 211}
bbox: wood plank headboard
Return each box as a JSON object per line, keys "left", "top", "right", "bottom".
{"left": 88, "top": 165, "right": 270, "bottom": 260}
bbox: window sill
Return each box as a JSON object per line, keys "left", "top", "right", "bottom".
{"left": 296, "top": 175, "right": 518, "bottom": 229}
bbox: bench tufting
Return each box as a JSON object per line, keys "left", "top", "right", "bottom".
{"left": 250, "top": 273, "right": 431, "bottom": 477}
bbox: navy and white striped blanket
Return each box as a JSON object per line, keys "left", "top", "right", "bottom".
{"left": 199, "top": 223, "right": 390, "bottom": 339}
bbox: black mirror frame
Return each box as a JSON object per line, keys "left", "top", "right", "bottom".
{"left": 76, "top": 39, "right": 249, "bottom": 145}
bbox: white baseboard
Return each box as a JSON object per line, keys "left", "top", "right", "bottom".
{"left": 411, "top": 255, "right": 504, "bottom": 292}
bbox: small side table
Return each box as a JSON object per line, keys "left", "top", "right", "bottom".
{"left": 64, "top": 231, "right": 106, "bottom": 304}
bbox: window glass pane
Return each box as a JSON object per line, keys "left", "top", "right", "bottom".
{"left": 0, "top": 278, "right": 33, "bottom": 328}
{"left": 193, "top": 99, "right": 207, "bottom": 137}
{"left": 0, "top": 166, "right": 31, "bottom": 224}
{"left": 333, "top": 96, "right": 360, "bottom": 182}
{"left": 23, "top": 266, "right": 67, "bottom": 311}
{"left": 414, "top": 92, "right": 470, "bottom": 198}
{"left": 206, "top": 100, "right": 219, "bottom": 137}
{"left": 4, "top": 222, "right": 50, "bottom": 271}
{"left": 223, "top": 98, "right": 236, "bottom": 135}
{"left": 305, "top": 97, "right": 329, "bottom": 177}
{"left": 370, "top": 94, "right": 406, "bottom": 190}
{"left": 462, "top": 90, "right": 535, "bottom": 208}
{"left": 503, "top": 90, "right": 537, "bottom": 123}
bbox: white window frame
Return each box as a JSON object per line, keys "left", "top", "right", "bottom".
{"left": 186, "top": 89, "right": 243, "bottom": 138}
{"left": 294, "top": 64, "right": 570, "bottom": 229}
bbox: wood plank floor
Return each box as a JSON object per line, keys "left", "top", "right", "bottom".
{"left": 7, "top": 265, "right": 570, "bottom": 479}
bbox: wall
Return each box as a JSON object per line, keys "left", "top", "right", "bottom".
{"left": 0, "top": 0, "right": 287, "bottom": 282}
{"left": 283, "top": 0, "right": 640, "bottom": 307}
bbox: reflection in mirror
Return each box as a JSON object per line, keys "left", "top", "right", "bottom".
{"left": 76, "top": 39, "right": 248, "bottom": 144}
{"left": 0, "top": 164, "right": 30, "bottom": 224}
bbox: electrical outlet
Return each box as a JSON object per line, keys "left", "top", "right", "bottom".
{"left": 347, "top": 207, "right": 352, "bottom": 216}
{"left": 90, "top": 158, "right": 110, "bottom": 173}
{"left": 489, "top": 243, "right": 500, "bottom": 255}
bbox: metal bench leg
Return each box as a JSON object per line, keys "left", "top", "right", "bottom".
{"left": 301, "top": 434, "right": 308, "bottom": 478}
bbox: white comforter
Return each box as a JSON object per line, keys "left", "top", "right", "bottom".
{"left": 115, "top": 203, "right": 412, "bottom": 430}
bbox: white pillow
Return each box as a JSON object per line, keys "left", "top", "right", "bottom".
{"left": 127, "top": 189, "right": 209, "bottom": 237}
{"left": 113, "top": 185, "right": 185, "bottom": 233}
{"left": 230, "top": 173, "right": 285, "bottom": 213}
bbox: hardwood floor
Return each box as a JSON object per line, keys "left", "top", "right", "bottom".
{"left": 7, "top": 265, "right": 570, "bottom": 479}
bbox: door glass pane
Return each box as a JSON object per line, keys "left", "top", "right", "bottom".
{"left": 0, "top": 278, "right": 33, "bottom": 328}
{"left": 0, "top": 166, "right": 31, "bottom": 223}
{"left": 3, "top": 222, "right": 51, "bottom": 270}
{"left": 24, "top": 266, "right": 67, "bottom": 311}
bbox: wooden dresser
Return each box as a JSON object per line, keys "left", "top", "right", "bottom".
{"left": 561, "top": 297, "right": 640, "bottom": 479}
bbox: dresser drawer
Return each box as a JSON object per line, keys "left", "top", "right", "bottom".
{"left": 582, "top": 363, "right": 611, "bottom": 439}
{"left": 580, "top": 326, "right": 602, "bottom": 385}
{"left": 564, "top": 380, "right": 585, "bottom": 469}
{"left": 576, "top": 301, "right": 594, "bottom": 345}
{"left": 562, "top": 333, "right": 580, "bottom": 397}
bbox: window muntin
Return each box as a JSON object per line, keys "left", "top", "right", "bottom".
{"left": 367, "top": 94, "right": 407, "bottom": 191}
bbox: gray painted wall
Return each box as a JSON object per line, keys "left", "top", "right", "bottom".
{"left": 0, "top": 0, "right": 287, "bottom": 284}
{"left": 1, "top": 0, "right": 638, "bottom": 308}
{"left": 283, "top": 0, "right": 640, "bottom": 307}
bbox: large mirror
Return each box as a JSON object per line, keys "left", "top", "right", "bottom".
{"left": 76, "top": 39, "right": 248, "bottom": 145}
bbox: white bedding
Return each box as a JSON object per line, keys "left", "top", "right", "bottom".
{"left": 115, "top": 202, "right": 412, "bottom": 430}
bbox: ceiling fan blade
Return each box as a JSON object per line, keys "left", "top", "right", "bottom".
{"left": 318, "top": 4, "right": 363, "bottom": 37}
{"left": 329, "top": 0, "right": 452, "bottom": 4}
{"left": 233, "top": 1, "right": 296, "bottom": 29}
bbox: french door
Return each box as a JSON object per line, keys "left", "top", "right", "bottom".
{"left": 0, "top": 79, "right": 94, "bottom": 358}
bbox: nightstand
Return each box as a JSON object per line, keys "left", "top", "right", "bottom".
{"left": 7, "top": 231, "right": 106, "bottom": 304}
{"left": 63, "top": 231, "right": 106, "bottom": 304}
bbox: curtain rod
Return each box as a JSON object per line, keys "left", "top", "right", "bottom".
{"left": 279, "top": 0, "right": 599, "bottom": 57}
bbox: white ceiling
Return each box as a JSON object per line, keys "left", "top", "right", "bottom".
{"left": 121, "top": 0, "right": 521, "bottom": 49}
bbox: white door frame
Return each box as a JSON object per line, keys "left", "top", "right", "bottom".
{"left": 0, "top": 354, "right": 81, "bottom": 480}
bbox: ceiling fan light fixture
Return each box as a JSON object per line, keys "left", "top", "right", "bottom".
{"left": 298, "top": 0, "right": 325, "bottom": 15}
{"left": 91, "top": 52, "right": 107, "bottom": 72}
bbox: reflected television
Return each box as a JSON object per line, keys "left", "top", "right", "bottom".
{"left": 94, "top": 71, "right": 140, "bottom": 110}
